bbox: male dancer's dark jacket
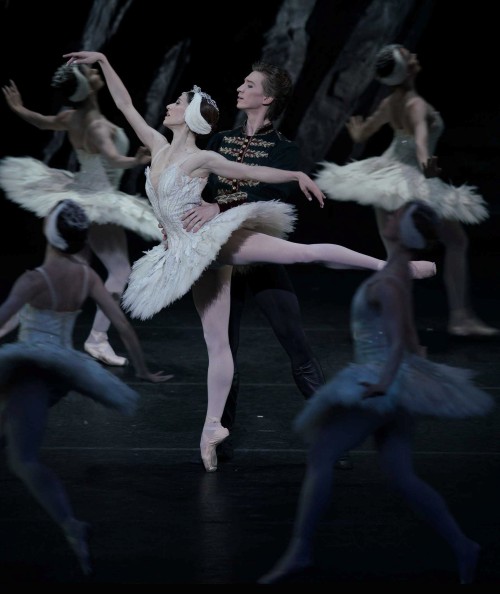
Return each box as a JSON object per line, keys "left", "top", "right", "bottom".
{"left": 203, "top": 122, "right": 325, "bottom": 433}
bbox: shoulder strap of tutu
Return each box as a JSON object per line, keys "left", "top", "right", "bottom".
{"left": 34, "top": 267, "right": 58, "bottom": 309}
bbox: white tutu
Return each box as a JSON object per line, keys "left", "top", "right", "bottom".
{"left": 315, "top": 128, "right": 489, "bottom": 224}
{"left": 0, "top": 156, "right": 162, "bottom": 242}
{"left": 123, "top": 199, "right": 297, "bottom": 319}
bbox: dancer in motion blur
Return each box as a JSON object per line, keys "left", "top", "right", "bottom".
{"left": 258, "top": 200, "right": 493, "bottom": 585}
{"left": 1, "top": 63, "right": 163, "bottom": 366}
{"left": 315, "top": 43, "right": 497, "bottom": 337}
{"left": 0, "top": 199, "right": 172, "bottom": 575}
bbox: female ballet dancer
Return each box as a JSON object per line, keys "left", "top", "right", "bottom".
{"left": 0, "top": 63, "right": 163, "bottom": 366}
{"left": 63, "top": 50, "right": 436, "bottom": 473}
{"left": 0, "top": 199, "right": 172, "bottom": 575}
{"left": 314, "top": 43, "right": 497, "bottom": 337}
{"left": 258, "top": 201, "right": 493, "bottom": 585}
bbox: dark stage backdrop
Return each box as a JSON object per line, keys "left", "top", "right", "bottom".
{"left": 0, "top": 0, "right": 498, "bottom": 298}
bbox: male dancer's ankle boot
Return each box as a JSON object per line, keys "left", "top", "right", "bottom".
{"left": 221, "top": 370, "right": 239, "bottom": 429}
{"left": 217, "top": 371, "right": 239, "bottom": 461}
{"left": 293, "top": 358, "right": 353, "bottom": 470}
{"left": 292, "top": 358, "right": 325, "bottom": 399}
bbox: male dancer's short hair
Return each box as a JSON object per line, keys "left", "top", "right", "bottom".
{"left": 251, "top": 61, "right": 293, "bottom": 121}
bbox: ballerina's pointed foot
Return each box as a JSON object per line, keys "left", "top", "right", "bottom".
{"left": 448, "top": 317, "right": 499, "bottom": 337}
{"left": 459, "top": 540, "right": 481, "bottom": 584}
{"left": 257, "top": 561, "right": 315, "bottom": 584}
{"left": 257, "top": 543, "right": 314, "bottom": 584}
{"left": 63, "top": 518, "right": 92, "bottom": 576}
{"left": 409, "top": 260, "right": 436, "bottom": 279}
{"left": 200, "top": 418, "right": 229, "bottom": 472}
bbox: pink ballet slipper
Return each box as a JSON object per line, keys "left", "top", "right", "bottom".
{"left": 408, "top": 260, "right": 436, "bottom": 279}
{"left": 200, "top": 417, "right": 229, "bottom": 472}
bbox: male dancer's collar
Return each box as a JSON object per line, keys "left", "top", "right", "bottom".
{"left": 243, "top": 120, "right": 274, "bottom": 137}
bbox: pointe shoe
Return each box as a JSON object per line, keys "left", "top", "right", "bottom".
{"left": 257, "top": 563, "right": 315, "bottom": 584}
{"left": 84, "top": 331, "right": 128, "bottom": 366}
{"left": 335, "top": 453, "right": 353, "bottom": 470}
{"left": 459, "top": 541, "right": 481, "bottom": 584}
{"left": 448, "top": 317, "right": 499, "bottom": 337}
{"left": 62, "top": 518, "right": 92, "bottom": 576}
{"left": 200, "top": 419, "right": 229, "bottom": 472}
{"left": 408, "top": 260, "right": 436, "bottom": 279}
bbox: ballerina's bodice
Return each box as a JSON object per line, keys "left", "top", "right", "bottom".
{"left": 18, "top": 305, "right": 79, "bottom": 349}
{"left": 384, "top": 109, "right": 443, "bottom": 166}
{"left": 145, "top": 163, "right": 207, "bottom": 244}
{"left": 350, "top": 282, "right": 392, "bottom": 364}
{"left": 16, "top": 265, "right": 87, "bottom": 349}
{"left": 73, "top": 125, "right": 129, "bottom": 191}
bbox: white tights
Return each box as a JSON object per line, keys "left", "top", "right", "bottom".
{"left": 191, "top": 234, "right": 386, "bottom": 431}
{"left": 192, "top": 265, "right": 234, "bottom": 422}
{"left": 218, "top": 229, "right": 385, "bottom": 271}
{"left": 86, "top": 224, "right": 132, "bottom": 335}
{"left": 375, "top": 207, "right": 471, "bottom": 320}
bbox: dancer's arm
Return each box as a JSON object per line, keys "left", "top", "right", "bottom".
{"left": 205, "top": 131, "right": 300, "bottom": 205}
{"left": 184, "top": 141, "right": 300, "bottom": 231}
{"left": 346, "top": 97, "right": 390, "bottom": 143}
{"left": 0, "top": 313, "right": 20, "bottom": 339}
{"left": 2, "top": 79, "right": 71, "bottom": 130}
{"left": 195, "top": 150, "right": 325, "bottom": 206}
{"left": 64, "top": 51, "right": 162, "bottom": 153}
{"left": 86, "top": 119, "right": 151, "bottom": 169}
{"left": 0, "top": 273, "right": 37, "bottom": 328}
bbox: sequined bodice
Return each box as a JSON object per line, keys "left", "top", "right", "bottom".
{"left": 145, "top": 164, "right": 206, "bottom": 241}
{"left": 73, "top": 126, "right": 129, "bottom": 190}
{"left": 384, "top": 110, "right": 443, "bottom": 165}
{"left": 350, "top": 282, "right": 390, "bottom": 363}
{"left": 17, "top": 304, "right": 79, "bottom": 349}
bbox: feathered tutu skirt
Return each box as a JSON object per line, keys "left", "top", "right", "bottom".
{"left": 314, "top": 157, "right": 489, "bottom": 224}
{"left": 0, "top": 156, "right": 162, "bottom": 242}
{"left": 294, "top": 354, "right": 494, "bottom": 440}
{"left": 122, "top": 200, "right": 297, "bottom": 320}
{"left": 0, "top": 342, "right": 139, "bottom": 416}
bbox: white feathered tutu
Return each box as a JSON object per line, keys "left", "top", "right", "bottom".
{"left": 122, "top": 198, "right": 297, "bottom": 320}
{"left": 122, "top": 163, "right": 297, "bottom": 319}
{"left": 314, "top": 130, "right": 489, "bottom": 224}
{"left": 294, "top": 354, "right": 494, "bottom": 440}
{"left": 0, "top": 156, "right": 162, "bottom": 242}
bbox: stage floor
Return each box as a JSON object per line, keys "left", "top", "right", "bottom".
{"left": 1, "top": 263, "right": 499, "bottom": 584}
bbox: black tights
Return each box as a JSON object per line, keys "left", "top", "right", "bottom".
{"left": 222, "top": 264, "right": 325, "bottom": 430}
